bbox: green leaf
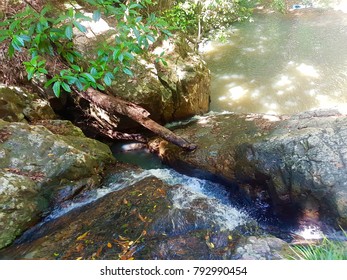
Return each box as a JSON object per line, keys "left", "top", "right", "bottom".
{"left": 74, "top": 79, "right": 83, "bottom": 91}
{"left": 65, "top": 25, "right": 73, "bottom": 40}
{"left": 97, "top": 84, "right": 105, "bottom": 91}
{"left": 92, "top": 10, "right": 101, "bottom": 22}
{"left": 80, "top": 73, "right": 96, "bottom": 83}
{"left": 62, "top": 76, "right": 77, "bottom": 84}
{"left": 123, "top": 68, "right": 133, "bottom": 77}
{"left": 38, "top": 68, "right": 48, "bottom": 74}
{"left": 19, "top": 35, "right": 31, "bottom": 42}
{"left": 44, "top": 78, "right": 56, "bottom": 88}
{"left": 146, "top": 35, "right": 155, "bottom": 43}
{"left": 61, "top": 82, "right": 72, "bottom": 93}
{"left": 11, "top": 41, "right": 21, "bottom": 51}
{"left": 8, "top": 44, "right": 15, "bottom": 57}
{"left": 71, "top": 65, "right": 81, "bottom": 72}
{"left": 13, "top": 35, "right": 25, "bottom": 47}
{"left": 112, "top": 47, "right": 121, "bottom": 61}
{"left": 65, "top": 52, "right": 74, "bottom": 63}
{"left": 40, "top": 6, "right": 50, "bottom": 16}
{"left": 75, "top": 12, "right": 92, "bottom": 21}
{"left": 0, "top": 36, "right": 8, "bottom": 43}
{"left": 113, "top": 67, "right": 120, "bottom": 74}
{"left": 124, "top": 52, "right": 134, "bottom": 60}
{"left": 9, "top": 20, "right": 20, "bottom": 32}
{"left": 67, "top": 8, "right": 74, "bottom": 19}
{"left": 103, "top": 75, "right": 112, "bottom": 86}
{"left": 97, "top": 49, "right": 105, "bottom": 57}
{"left": 37, "top": 59, "right": 46, "bottom": 67}
{"left": 36, "top": 22, "right": 44, "bottom": 33}
{"left": 90, "top": 67, "right": 98, "bottom": 76}
{"left": 105, "top": 72, "right": 115, "bottom": 80}
{"left": 73, "top": 21, "right": 87, "bottom": 33}
{"left": 30, "top": 56, "right": 38, "bottom": 67}
{"left": 53, "top": 81, "right": 61, "bottom": 97}
{"left": 129, "top": 3, "right": 142, "bottom": 9}
{"left": 27, "top": 67, "right": 36, "bottom": 80}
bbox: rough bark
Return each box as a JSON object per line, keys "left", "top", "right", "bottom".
{"left": 78, "top": 88, "right": 197, "bottom": 150}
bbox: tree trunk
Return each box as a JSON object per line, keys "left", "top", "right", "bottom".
{"left": 78, "top": 88, "right": 197, "bottom": 150}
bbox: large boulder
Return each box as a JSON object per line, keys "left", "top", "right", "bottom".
{"left": 251, "top": 110, "right": 347, "bottom": 228}
{"left": 0, "top": 171, "right": 45, "bottom": 250}
{"left": 74, "top": 20, "right": 210, "bottom": 126}
{"left": 0, "top": 85, "right": 56, "bottom": 122}
{"left": 0, "top": 119, "right": 115, "bottom": 249}
{"left": 109, "top": 38, "right": 211, "bottom": 124}
{"left": 150, "top": 110, "right": 347, "bottom": 228}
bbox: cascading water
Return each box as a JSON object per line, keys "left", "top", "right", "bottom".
{"left": 45, "top": 168, "right": 250, "bottom": 232}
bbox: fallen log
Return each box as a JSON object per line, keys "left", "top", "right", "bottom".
{"left": 14, "top": 0, "right": 198, "bottom": 150}
{"left": 77, "top": 87, "right": 197, "bottom": 150}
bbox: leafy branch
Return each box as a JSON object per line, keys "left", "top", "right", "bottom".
{"left": 0, "top": 0, "right": 171, "bottom": 97}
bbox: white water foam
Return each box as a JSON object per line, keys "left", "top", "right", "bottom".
{"left": 46, "top": 168, "right": 249, "bottom": 231}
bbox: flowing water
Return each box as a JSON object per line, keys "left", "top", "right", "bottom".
{"left": 45, "top": 167, "right": 249, "bottom": 232}
{"left": 202, "top": 8, "right": 347, "bottom": 114}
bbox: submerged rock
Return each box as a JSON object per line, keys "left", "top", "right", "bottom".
{"left": 150, "top": 110, "right": 347, "bottom": 228}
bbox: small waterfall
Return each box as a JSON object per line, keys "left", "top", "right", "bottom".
{"left": 46, "top": 168, "right": 249, "bottom": 232}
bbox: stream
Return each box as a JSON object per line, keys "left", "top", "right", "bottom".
{"left": 202, "top": 7, "right": 347, "bottom": 115}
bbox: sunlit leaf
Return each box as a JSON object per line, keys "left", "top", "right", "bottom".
{"left": 76, "top": 231, "right": 89, "bottom": 241}
{"left": 103, "top": 75, "right": 112, "bottom": 86}
{"left": 61, "top": 82, "right": 71, "bottom": 93}
{"left": 53, "top": 81, "right": 61, "bottom": 97}
{"left": 92, "top": 10, "right": 101, "bottom": 22}
{"left": 123, "top": 68, "right": 133, "bottom": 77}
{"left": 80, "top": 73, "right": 96, "bottom": 83}
{"left": 65, "top": 25, "right": 73, "bottom": 40}
{"left": 73, "top": 21, "right": 87, "bottom": 33}
{"left": 96, "top": 83, "right": 105, "bottom": 90}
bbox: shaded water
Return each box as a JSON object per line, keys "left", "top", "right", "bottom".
{"left": 202, "top": 9, "right": 347, "bottom": 114}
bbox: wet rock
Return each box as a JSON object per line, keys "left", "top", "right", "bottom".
{"left": 251, "top": 110, "right": 347, "bottom": 227}
{"left": 149, "top": 113, "right": 281, "bottom": 197}
{"left": 150, "top": 110, "right": 347, "bottom": 228}
{"left": 0, "top": 119, "right": 115, "bottom": 249}
{"left": 0, "top": 176, "right": 261, "bottom": 260}
{"left": 0, "top": 85, "right": 56, "bottom": 122}
{"left": 232, "top": 236, "right": 289, "bottom": 260}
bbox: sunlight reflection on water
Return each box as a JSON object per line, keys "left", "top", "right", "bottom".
{"left": 202, "top": 9, "right": 347, "bottom": 115}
